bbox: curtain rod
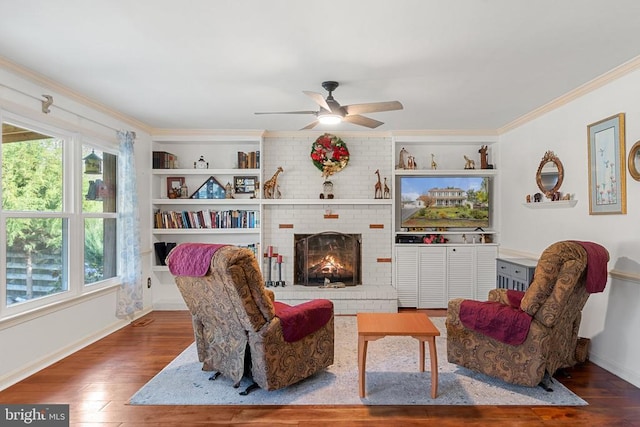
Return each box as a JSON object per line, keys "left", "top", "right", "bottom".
{"left": 0, "top": 82, "right": 135, "bottom": 139}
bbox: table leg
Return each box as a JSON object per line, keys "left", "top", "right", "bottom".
{"left": 358, "top": 335, "right": 368, "bottom": 398}
{"left": 419, "top": 339, "right": 425, "bottom": 372}
{"left": 427, "top": 336, "right": 438, "bottom": 398}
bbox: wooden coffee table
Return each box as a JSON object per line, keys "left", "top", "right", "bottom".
{"left": 357, "top": 312, "right": 441, "bottom": 398}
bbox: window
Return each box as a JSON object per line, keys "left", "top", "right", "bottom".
{"left": 82, "top": 146, "right": 117, "bottom": 285}
{"left": 2, "top": 123, "right": 68, "bottom": 307}
{"left": 1, "top": 118, "right": 119, "bottom": 316}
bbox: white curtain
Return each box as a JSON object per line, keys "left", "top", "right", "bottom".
{"left": 116, "top": 130, "right": 142, "bottom": 317}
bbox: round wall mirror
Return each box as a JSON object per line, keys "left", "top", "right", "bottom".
{"left": 629, "top": 140, "right": 640, "bottom": 181}
{"left": 536, "top": 151, "right": 564, "bottom": 199}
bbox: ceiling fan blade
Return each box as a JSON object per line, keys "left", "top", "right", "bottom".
{"left": 343, "top": 115, "right": 384, "bottom": 129}
{"left": 300, "top": 120, "right": 319, "bottom": 130}
{"left": 254, "top": 110, "right": 317, "bottom": 115}
{"left": 344, "top": 101, "right": 404, "bottom": 115}
{"left": 303, "top": 91, "right": 332, "bottom": 112}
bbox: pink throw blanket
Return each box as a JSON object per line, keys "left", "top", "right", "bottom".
{"left": 166, "top": 243, "right": 227, "bottom": 276}
{"left": 573, "top": 241, "right": 609, "bottom": 293}
{"left": 459, "top": 300, "right": 532, "bottom": 346}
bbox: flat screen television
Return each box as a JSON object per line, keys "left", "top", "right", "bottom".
{"left": 399, "top": 176, "right": 491, "bottom": 229}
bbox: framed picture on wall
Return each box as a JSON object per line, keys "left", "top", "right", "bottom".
{"left": 587, "top": 113, "right": 626, "bottom": 215}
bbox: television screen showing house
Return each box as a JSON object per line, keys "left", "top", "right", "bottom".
{"left": 400, "top": 176, "right": 490, "bottom": 229}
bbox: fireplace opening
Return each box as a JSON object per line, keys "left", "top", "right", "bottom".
{"left": 294, "top": 232, "right": 362, "bottom": 286}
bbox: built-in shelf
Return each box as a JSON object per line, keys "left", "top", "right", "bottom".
{"left": 152, "top": 198, "right": 259, "bottom": 205}
{"left": 152, "top": 168, "right": 260, "bottom": 175}
{"left": 261, "top": 199, "right": 393, "bottom": 205}
{"left": 393, "top": 168, "right": 498, "bottom": 176}
{"left": 523, "top": 200, "right": 578, "bottom": 209}
{"left": 395, "top": 230, "right": 498, "bottom": 235}
{"left": 152, "top": 228, "right": 259, "bottom": 235}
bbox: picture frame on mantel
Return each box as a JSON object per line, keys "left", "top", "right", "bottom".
{"left": 587, "top": 113, "right": 626, "bottom": 215}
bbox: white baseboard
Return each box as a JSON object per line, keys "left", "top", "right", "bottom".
{"left": 153, "top": 300, "right": 188, "bottom": 310}
{"left": 0, "top": 306, "right": 153, "bottom": 391}
{"left": 588, "top": 352, "right": 640, "bottom": 389}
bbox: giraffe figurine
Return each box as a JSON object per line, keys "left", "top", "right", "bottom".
{"left": 431, "top": 154, "right": 438, "bottom": 170}
{"left": 383, "top": 177, "right": 390, "bottom": 199}
{"left": 263, "top": 166, "right": 284, "bottom": 199}
{"left": 374, "top": 169, "right": 382, "bottom": 199}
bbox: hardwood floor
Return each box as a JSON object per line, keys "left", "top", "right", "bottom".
{"left": 1, "top": 310, "right": 639, "bottom": 426}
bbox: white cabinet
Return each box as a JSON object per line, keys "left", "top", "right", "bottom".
{"left": 395, "top": 244, "right": 498, "bottom": 308}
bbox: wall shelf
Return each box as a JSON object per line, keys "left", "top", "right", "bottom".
{"left": 261, "top": 199, "right": 393, "bottom": 205}
{"left": 394, "top": 168, "right": 498, "bottom": 177}
{"left": 523, "top": 200, "right": 578, "bottom": 209}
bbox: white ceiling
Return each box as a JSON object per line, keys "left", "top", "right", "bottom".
{"left": 1, "top": 0, "right": 640, "bottom": 132}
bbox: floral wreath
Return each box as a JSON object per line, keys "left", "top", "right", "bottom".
{"left": 310, "top": 133, "right": 350, "bottom": 178}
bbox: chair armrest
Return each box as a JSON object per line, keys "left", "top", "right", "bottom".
{"left": 264, "top": 288, "right": 275, "bottom": 302}
{"left": 274, "top": 299, "right": 333, "bottom": 342}
{"left": 488, "top": 288, "right": 509, "bottom": 304}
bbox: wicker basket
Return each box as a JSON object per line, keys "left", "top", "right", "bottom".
{"left": 575, "top": 337, "right": 590, "bottom": 363}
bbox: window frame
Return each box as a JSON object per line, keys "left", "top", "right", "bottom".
{"left": 0, "top": 111, "right": 121, "bottom": 321}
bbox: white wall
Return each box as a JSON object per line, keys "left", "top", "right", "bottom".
{"left": 262, "top": 134, "right": 393, "bottom": 286}
{"left": 0, "top": 64, "right": 154, "bottom": 390}
{"left": 499, "top": 69, "right": 640, "bottom": 387}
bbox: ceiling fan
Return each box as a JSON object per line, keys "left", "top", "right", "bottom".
{"left": 255, "top": 81, "right": 403, "bottom": 129}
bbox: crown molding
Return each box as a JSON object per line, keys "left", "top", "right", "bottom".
{"left": 0, "top": 55, "right": 151, "bottom": 134}
{"left": 498, "top": 55, "right": 640, "bottom": 134}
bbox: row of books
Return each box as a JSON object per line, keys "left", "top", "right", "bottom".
{"left": 154, "top": 209, "right": 260, "bottom": 230}
{"left": 152, "top": 151, "right": 178, "bottom": 169}
{"left": 238, "top": 151, "right": 260, "bottom": 169}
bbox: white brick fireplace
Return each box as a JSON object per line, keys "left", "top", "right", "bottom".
{"left": 261, "top": 134, "right": 397, "bottom": 314}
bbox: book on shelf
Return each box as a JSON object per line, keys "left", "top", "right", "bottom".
{"left": 152, "top": 151, "right": 178, "bottom": 169}
{"left": 237, "top": 150, "right": 260, "bottom": 169}
{"left": 154, "top": 209, "right": 260, "bottom": 230}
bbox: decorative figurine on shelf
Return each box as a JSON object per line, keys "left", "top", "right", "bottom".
{"left": 407, "top": 156, "right": 417, "bottom": 169}
{"left": 396, "top": 147, "right": 408, "bottom": 169}
{"left": 383, "top": 177, "right": 390, "bottom": 199}
{"left": 180, "top": 182, "right": 189, "bottom": 198}
{"left": 320, "top": 180, "right": 334, "bottom": 199}
{"left": 431, "top": 154, "right": 438, "bottom": 170}
{"left": 464, "top": 155, "right": 476, "bottom": 169}
{"left": 194, "top": 155, "right": 209, "bottom": 169}
{"left": 534, "top": 192, "right": 543, "bottom": 202}
{"left": 374, "top": 169, "right": 383, "bottom": 199}
{"left": 526, "top": 194, "right": 532, "bottom": 203}
{"left": 479, "top": 145, "right": 494, "bottom": 169}
{"left": 224, "top": 182, "right": 234, "bottom": 199}
{"left": 562, "top": 193, "right": 571, "bottom": 200}
{"left": 263, "top": 166, "right": 284, "bottom": 199}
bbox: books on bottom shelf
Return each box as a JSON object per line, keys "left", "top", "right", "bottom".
{"left": 154, "top": 209, "right": 260, "bottom": 230}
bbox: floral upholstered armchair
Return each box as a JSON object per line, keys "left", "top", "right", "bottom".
{"left": 167, "top": 244, "right": 334, "bottom": 393}
{"left": 446, "top": 240, "right": 608, "bottom": 387}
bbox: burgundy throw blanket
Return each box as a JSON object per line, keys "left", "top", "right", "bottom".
{"left": 573, "top": 241, "right": 609, "bottom": 293}
{"left": 166, "top": 243, "right": 227, "bottom": 276}
{"left": 459, "top": 300, "right": 532, "bottom": 346}
{"left": 273, "top": 299, "right": 333, "bottom": 343}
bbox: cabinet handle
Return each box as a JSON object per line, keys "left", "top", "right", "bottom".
{"left": 515, "top": 270, "right": 520, "bottom": 274}
{"left": 500, "top": 266, "right": 506, "bottom": 269}
{"left": 452, "top": 248, "right": 456, "bottom": 252}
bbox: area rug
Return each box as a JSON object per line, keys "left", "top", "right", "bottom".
{"left": 129, "top": 316, "right": 587, "bottom": 406}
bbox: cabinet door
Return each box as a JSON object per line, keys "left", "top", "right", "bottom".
{"left": 447, "top": 246, "right": 474, "bottom": 300}
{"left": 395, "top": 246, "right": 419, "bottom": 307}
{"left": 418, "top": 246, "right": 446, "bottom": 308}
{"left": 475, "top": 245, "right": 498, "bottom": 300}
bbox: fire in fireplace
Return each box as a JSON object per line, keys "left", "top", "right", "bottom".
{"left": 294, "top": 232, "right": 362, "bottom": 286}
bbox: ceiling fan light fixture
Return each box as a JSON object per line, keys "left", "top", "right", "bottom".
{"left": 318, "top": 114, "right": 342, "bottom": 125}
